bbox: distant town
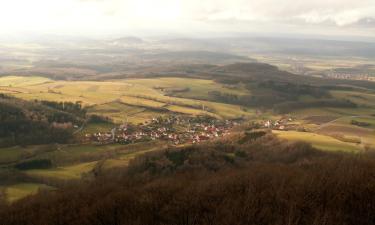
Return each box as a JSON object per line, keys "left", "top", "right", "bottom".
{"left": 325, "top": 72, "right": 375, "bottom": 81}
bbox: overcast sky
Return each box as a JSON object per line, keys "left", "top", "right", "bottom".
{"left": 1, "top": 0, "right": 375, "bottom": 39}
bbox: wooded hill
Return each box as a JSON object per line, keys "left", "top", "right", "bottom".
{"left": 0, "top": 94, "right": 85, "bottom": 147}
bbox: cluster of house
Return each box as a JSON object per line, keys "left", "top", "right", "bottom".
{"left": 84, "top": 116, "right": 239, "bottom": 145}
{"left": 262, "top": 117, "right": 301, "bottom": 131}
{"left": 326, "top": 72, "right": 375, "bottom": 81}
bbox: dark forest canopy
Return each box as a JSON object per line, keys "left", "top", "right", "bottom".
{"left": 0, "top": 95, "right": 86, "bottom": 147}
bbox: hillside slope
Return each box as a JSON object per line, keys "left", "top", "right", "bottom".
{"left": 1, "top": 132, "right": 375, "bottom": 225}
{"left": 0, "top": 94, "right": 85, "bottom": 147}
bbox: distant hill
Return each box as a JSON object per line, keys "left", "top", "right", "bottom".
{"left": 141, "top": 51, "right": 253, "bottom": 64}
{"left": 206, "top": 62, "right": 375, "bottom": 89}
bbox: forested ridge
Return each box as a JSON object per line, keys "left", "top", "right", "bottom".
{"left": 1, "top": 131, "right": 375, "bottom": 225}
{"left": 0, "top": 95, "right": 85, "bottom": 147}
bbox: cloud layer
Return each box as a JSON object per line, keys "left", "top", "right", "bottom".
{"left": 0, "top": 0, "right": 374, "bottom": 37}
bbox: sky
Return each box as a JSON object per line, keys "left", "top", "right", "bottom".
{"left": 0, "top": 0, "right": 375, "bottom": 39}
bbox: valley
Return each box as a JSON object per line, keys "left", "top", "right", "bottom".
{"left": 1, "top": 67, "right": 375, "bottom": 202}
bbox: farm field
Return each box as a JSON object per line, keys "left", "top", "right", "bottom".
{"left": 0, "top": 76, "right": 254, "bottom": 124}
{"left": 291, "top": 110, "right": 375, "bottom": 150}
{"left": 273, "top": 130, "right": 363, "bottom": 152}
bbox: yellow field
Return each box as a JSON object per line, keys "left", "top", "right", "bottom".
{"left": 0, "top": 76, "right": 254, "bottom": 123}
{"left": 3, "top": 183, "right": 52, "bottom": 203}
{"left": 273, "top": 130, "right": 363, "bottom": 152}
{"left": 0, "top": 76, "right": 51, "bottom": 87}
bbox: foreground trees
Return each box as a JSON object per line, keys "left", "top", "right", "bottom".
{"left": 1, "top": 133, "right": 375, "bottom": 225}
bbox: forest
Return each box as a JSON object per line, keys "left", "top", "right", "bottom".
{"left": 1, "top": 131, "right": 375, "bottom": 225}
{"left": 0, "top": 95, "right": 85, "bottom": 147}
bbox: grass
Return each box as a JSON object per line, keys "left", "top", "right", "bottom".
{"left": 4, "top": 183, "right": 52, "bottom": 203}
{"left": 102, "top": 145, "right": 166, "bottom": 170}
{"left": 273, "top": 130, "right": 363, "bottom": 152}
{"left": 0, "top": 147, "right": 25, "bottom": 164}
{"left": 26, "top": 161, "right": 98, "bottom": 180}
{"left": 79, "top": 123, "right": 115, "bottom": 134}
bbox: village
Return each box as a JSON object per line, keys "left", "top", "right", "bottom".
{"left": 326, "top": 72, "right": 375, "bottom": 81}
{"left": 262, "top": 117, "right": 302, "bottom": 131}
{"left": 83, "top": 114, "right": 302, "bottom": 146}
{"left": 84, "top": 115, "right": 241, "bottom": 145}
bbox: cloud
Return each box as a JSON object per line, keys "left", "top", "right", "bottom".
{"left": 0, "top": 0, "right": 374, "bottom": 36}
{"left": 185, "top": 0, "right": 375, "bottom": 26}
